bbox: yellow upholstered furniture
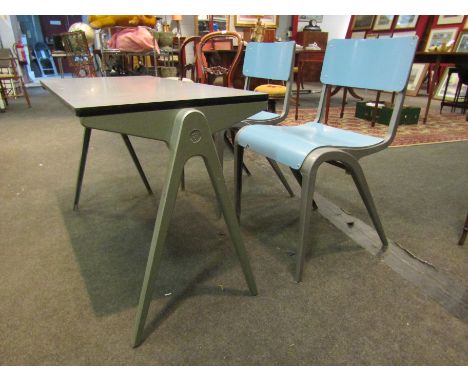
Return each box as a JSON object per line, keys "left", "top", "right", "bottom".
{"left": 254, "top": 83, "right": 287, "bottom": 112}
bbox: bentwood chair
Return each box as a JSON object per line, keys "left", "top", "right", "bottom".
{"left": 166, "top": 36, "right": 201, "bottom": 82}
{"left": 229, "top": 41, "right": 296, "bottom": 195}
{"left": 0, "top": 48, "right": 31, "bottom": 108}
{"left": 234, "top": 37, "right": 418, "bottom": 282}
{"left": 196, "top": 30, "right": 243, "bottom": 88}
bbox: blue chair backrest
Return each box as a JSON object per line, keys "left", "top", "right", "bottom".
{"left": 320, "top": 37, "right": 418, "bottom": 92}
{"left": 243, "top": 41, "right": 296, "bottom": 81}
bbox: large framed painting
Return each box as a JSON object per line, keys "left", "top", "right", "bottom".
{"left": 454, "top": 31, "right": 468, "bottom": 53}
{"left": 351, "top": 16, "right": 374, "bottom": 31}
{"left": 373, "top": 15, "right": 394, "bottom": 31}
{"left": 395, "top": 15, "right": 419, "bottom": 29}
{"left": 234, "top": 15, "right": 278, "bottom": 28}
{"left": 425, "top": 28, "right": 459, "bottom": 52}
{"left": 437, "top": 16, "right": 464, "bottom": 25}
{"left": 406, "top": 64, "right": 429, "bottom": 97}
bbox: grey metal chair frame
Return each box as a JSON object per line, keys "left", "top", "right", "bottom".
{"left": 234, "top": 38, "right": 417, "bottom": 282}
{"left": 228, "top": 42, "right": 296, "bottom": 195}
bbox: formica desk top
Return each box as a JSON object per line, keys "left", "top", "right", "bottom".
{"left": 41, "top": 76, "right": 268, "bottom": 117}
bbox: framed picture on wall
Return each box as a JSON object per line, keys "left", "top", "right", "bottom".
{"left": 425, "top": 28, "right": 459, "bottom": 52}
{"left": 351, "top": 16, "right": 374, "bottom": 31}
{"left": 373, "top": 15, "right": 394, "bottom": 31}
{"left": 392, "top": 31, "right": 417, "bottom": 38}
{"left": 350, "top": 31, "right": 366, "bottom": 39}
{"left": 465, "top": 17, "right": 468, "bottom": 29}
{"left": 234, "top": 15, "right": 278, "bottom": 28}
{"left": 406, "top": 64, "right": 429, "bottom": 96}
{"left": 455, "top": 31, "right": 468, "bottom": 52}
{"left": 434, "top": 67, "right": 468, "bottom": 101}
{"left": 437, "top": 16, "right": 464, "bottom": 25}
{"left": 395, "top": 15, "right": 419, "bottom": 29}
{"left": 366, "top": 33, "right": 378, "bottom": 39}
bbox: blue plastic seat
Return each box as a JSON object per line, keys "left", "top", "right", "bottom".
{"left": 234, "top": 37, "right": 418, "bottom": 282}
{"left": 227, "top": 41, "right": 296, "bottom": 194}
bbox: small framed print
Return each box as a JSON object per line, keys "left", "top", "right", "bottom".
{"left": 350, "top": 31, "right": 366, "bottom": 39}
{"left": 373, "top": 15, "right": 394, "bottom": 31}
{"left": 352, "top": 15, "right": 375, "bottom": 31}
{"left": 378, "top": 33, "right": 392, "bottom": 39}
{"left": 425, "top": 28, "right": 459, "bottom": 52}
{"left": 434, "top": 67, "right": 468, "bottom": 101}
{"left": 366, "top": 33, "right": 378, "bottom": 39}
{"left": 437, "top": 16, "right": 464, "bottom": 25}
{"left": 406, "top": 64, "right": 429, "bottom": 97}
{"left": 392, "top": 31, "right": 417, "bottom": 38}
{"left": 395, "top": 15, "right": 419, "bottom": 29}
{"left": 454, "top": 31, "right": 468, "bottom": 53}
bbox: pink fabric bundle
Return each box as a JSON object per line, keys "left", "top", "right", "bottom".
{"left": 108, "top": 27, "right": 160, "bottom": 53}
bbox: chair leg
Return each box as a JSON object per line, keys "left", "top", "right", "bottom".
{"left": 225, "top": 130, "right": 251, "bottom": 176}
{"left": 290, "top": 168, "right": 317, "bottom": 210}
{"left": 20, "top": 78, "right": 31, "bottom": 108}
{"left": 347, "top": 161, "right": 388, "bottom": 247}
{"left": 295, "top": 168, "right": 318, "bottom": 283}
{"left": 340, "top": 87, "right": 348, "bottom": 118}
{"left": 234, "top": 143, "right": 245, "bottom": 219}
{"left": 266, "top": 158, "right": 294, "bottom": 197}
{"left": 458, "top": 212, "right": 468, "bottom": 246}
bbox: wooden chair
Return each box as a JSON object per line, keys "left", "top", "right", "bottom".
{"left": 196, "top": 31, "right": 243, "bottom": 88}
{"left": 0, "top": 48, "right": 31, "bottom": 108}
{"left": 60, "top": 31, "right": 97, "bottom": 78}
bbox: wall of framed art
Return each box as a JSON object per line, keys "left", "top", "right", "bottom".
{"left": 346, "top": 15, "right": 467, "bottom": 52}
{"left": 345, "top": 15, "right": 431, "bottom": 46}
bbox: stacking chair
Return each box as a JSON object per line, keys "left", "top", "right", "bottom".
{"left": 234, "top": 37, "right": 418, "bottom": 282}
{"left": 0, "top": 48, "right": 31, "bottom": 108}
{"left": 229, "top": 41, "right": 297, "bottom": 195}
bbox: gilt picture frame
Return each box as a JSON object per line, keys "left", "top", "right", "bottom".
{"left": 351, "top": 16, "right": 375, "bottom": 31}
{"left": 373, "top": 15, "right": 394, "bottom": 31}
{"left": 437, "top": 16, "right": 464, "bottom": 25}
{"left": 234, "top": 15, "right": 278, "bottom": 28}
{"left": 454, "top": 31, "right": 468, "bottom": 53}
{"left": 395, "top": 15, "right": 419, "bottom": 29}
{"left": 406, "top": 64, "right": 429, "bottom": 97}
{"left": 425, "top": 28, "right": 459, "bottom": 52}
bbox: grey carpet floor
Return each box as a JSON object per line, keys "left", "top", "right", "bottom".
{"left": 0, "top": 87, "right": 467, "bottom": 365}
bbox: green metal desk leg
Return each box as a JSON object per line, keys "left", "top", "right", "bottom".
{"left": 132, "top": 109, "right": 257, "bottom": 347}
{"left": 120, "top": 134, "right": 153, "bottom": 195}
{"left": 73, "top": 127, "right": 92, "bottom": 210}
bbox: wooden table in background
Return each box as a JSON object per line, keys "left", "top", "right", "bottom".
{"left": 413, "top": 52, "right": 468, "bottom": 123}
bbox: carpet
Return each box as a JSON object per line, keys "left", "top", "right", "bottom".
{"left": 281, "top": 107, "right": 468, "bottom": 147}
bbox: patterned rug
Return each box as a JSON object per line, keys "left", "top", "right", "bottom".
{"left": 281, "top": 107, "right": 468, "bottom": 147}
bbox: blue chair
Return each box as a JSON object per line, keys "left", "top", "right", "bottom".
{"left": 227, "top": 41, "right": 296, "bottom": 195}
{"left": 234, "top": 37, "right": 418, "bottom": 282}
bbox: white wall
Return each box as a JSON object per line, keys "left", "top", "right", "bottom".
{"left": 320, "top": 15, "right": 351, "bottom": 40}
{"left": 0, "top": 15, "right": 16, "bottom": 49}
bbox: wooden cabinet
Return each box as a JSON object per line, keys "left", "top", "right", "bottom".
{"left": 296, "top": 30, "right": 328, "bottom": 81}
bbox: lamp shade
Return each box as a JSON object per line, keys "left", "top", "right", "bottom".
{"left": 172, "top": 15, "right": 183, "bottom": 21}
